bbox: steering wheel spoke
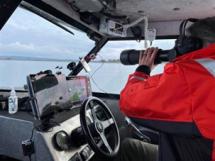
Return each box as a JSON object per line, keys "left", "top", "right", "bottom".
{"left": 101, "top": 118, "right": 114, "bottom": 130}
{"left": 90, "top": 105, "right": 99, "bottom": 122}
{"left": 97, "top": 139, "right": 103, "bottom": 148}
{"left": 99, "top": 132, "right": 113, "bottom": 153}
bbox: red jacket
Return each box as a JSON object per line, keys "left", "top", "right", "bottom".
{"left": 120, "top": 44, "right": 215, "bottom": 160}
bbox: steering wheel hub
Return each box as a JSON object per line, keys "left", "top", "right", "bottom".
{"left": 96, "top": 122, "right": 104, "bottom": 133}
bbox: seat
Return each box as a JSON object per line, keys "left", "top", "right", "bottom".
{"left": 131, "top": 118, "right": 213, "bottom": 161}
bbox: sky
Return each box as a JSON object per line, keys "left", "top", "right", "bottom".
{"left": 0, "top": 7, "right": 95, "bottom": 60}
{"left": 0, "top": 7, "right": 175, "bottom": 61}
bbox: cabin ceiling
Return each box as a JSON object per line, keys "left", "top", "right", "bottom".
{"left": 116, "top": 0, "right": 215, "bottom": 21}
{"left": 35, "top": 0, "right": 215, "bottom": 36}
{"left": 42, "top": 0, "right": 215, "bottom": 22}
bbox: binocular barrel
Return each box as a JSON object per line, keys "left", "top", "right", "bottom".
{"left": 120, "top": 49, "right": 177, "bottom": 65}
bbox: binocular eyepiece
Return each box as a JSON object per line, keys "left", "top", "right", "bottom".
{"left": 120, "top": 49, "right": 177, "bottom": 65}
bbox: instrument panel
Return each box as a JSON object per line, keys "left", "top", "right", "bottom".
{"left": 41, "top": 114, "right": 94, "bottom": 161}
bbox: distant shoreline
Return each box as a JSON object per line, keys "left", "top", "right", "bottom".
{"left": 0, "top": 56, "right": 120, "bottom": 63}
{"left": 0, "top": 57, "right": 72, "bottom": 62}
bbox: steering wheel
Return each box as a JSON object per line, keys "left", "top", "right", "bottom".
{"left": 80, "top": 97, "right": 120, "bottom": 158}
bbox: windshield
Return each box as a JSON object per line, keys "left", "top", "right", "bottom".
{"left": 82, "top": 39, "right": 176, "bottom": 94}
{"left": 0, "top": 7, "right": 94, "bottom": 89}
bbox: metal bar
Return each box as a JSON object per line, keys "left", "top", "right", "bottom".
{"left": 69, "top": 38, "right": 108, "bottom": 76}
{"left": 108, "top": 35, "right": 177, "bottom": 41}
{"left": 0, "top": 0, "right": 22, "bottom": 30}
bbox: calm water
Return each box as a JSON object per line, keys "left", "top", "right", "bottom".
{"left": 0, "top": 60, "right": 164, "bottom": 94}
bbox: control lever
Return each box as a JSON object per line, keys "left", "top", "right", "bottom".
{"left": 125, "top": 117, "right": 151, "bottom": 142}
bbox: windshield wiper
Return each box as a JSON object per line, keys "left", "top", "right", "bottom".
{"left": 20, "top": 2, "right": 74, "bottom": 35}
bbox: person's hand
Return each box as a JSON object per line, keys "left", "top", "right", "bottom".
{"left": 139, "top": 47, "right": 159, "bottom": 70}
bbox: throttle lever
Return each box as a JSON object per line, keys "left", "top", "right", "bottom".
{"left": 125, "top": 117, "right": 151, "bottom": 142}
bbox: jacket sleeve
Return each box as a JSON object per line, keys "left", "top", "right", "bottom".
{"left": 119, "top": 62, "right": 193, "bottom": 122}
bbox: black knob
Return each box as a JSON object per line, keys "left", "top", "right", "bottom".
{"left": 70, "top": 127, "right": 87, "bottom": 147}
{"left": 67, "top": 62, "right": 76, "bottom": 71}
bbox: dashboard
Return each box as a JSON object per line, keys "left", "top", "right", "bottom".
{"left": 26, "top": 72, "right": 94, "bottom": 161}
{"left": 0, "top": 109, "right": 94, "bottom": 161}
{"left": 41, "top": 114, "right": 94, "bottom": 161}
{"left": 0, "top": 71, "right": 121, "bottom": 161}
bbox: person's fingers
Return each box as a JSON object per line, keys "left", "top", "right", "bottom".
{"left": 139, "top": 50, "right": 144, "bottom": 63}
{"left": 150, "top": 47, "right": 159, "bottom": 61}
{"left": 145, "top": 47, "right": 154, "bottom": 60}
{"left": 139, "top": 47, "right": 158, "bottom": 66}
{"left": 147, "top": 48, "right": 153, "bottom": 54}
{"left": 146, "top": 48, "right": 158, "bottom": 67}
{"left": 140, "top": 48, "right": 149, "bottom": 63}
{"left": 143, "top": 48, "right": 150, "bottom": 55}
{"left": 145, "top": 48, "right": 150, "bottom": 54}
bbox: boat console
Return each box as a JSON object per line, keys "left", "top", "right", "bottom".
{"left": 0, "top": 71, "right": 120, "bottom": 161}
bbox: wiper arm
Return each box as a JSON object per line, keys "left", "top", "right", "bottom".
{"left": 20, "top": 2, "right": 74, "bottom": 35}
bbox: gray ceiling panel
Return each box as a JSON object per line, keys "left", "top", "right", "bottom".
{"left": 117, "top": 0, "right": 215, "bottom": 21}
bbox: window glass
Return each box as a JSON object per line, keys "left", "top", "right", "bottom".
{"left": 85, "top": 39, "right": 176, "bottom": 94}
{"left": 0, "top": 7, "right": 94, "bottom": 89}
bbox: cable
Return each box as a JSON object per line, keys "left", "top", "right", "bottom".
{"left": 89, "top": 54, "right": 117, "bottom": 101}
{"left": 90, "top": 76, "right": 108, "bottom": 94}
{"left": 90, "top": 76, "right": 115, "bottom": 107}
{"left": 21, "top": 127, "right": 35, "bottom": 161}
{"left": 28, "top": 155, "right": 32, "bottom": 161}
{"left": 25, "top": 121, "right": 59, "bottom": 161}
{"left": 89, "top": 54, "right": 108, "bottom": 93}
{"left": 90, "top": 55, "right": 105, "bottom": 78}
{"left": 30, "top": 127, "right": 35, "bottom": 141}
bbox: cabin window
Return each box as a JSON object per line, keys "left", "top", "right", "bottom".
{"left": 0, "top": 7, "right": 94, "bottom": 89}
{"left": 87, "top": 39, "right": 176, "bottom": 94}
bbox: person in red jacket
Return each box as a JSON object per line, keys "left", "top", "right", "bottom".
{"left": 119, "top": 17, "right": 215, "bottom": 161}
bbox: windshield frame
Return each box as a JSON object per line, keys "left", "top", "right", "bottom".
{"left": 0, "top": 1, "right": 106, "bottom": 78}
{"left": 0, "top": 0, "right": 178, "bottom": 91}
{"left": 0, "top": 4, "right": 100, "bottom": 90}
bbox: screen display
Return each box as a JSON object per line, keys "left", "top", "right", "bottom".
{"left": 27, "top": 74, "right": 91, "bottom": 119}
{"left": 67, "top": 77, "right": 90, "bottom": 104}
